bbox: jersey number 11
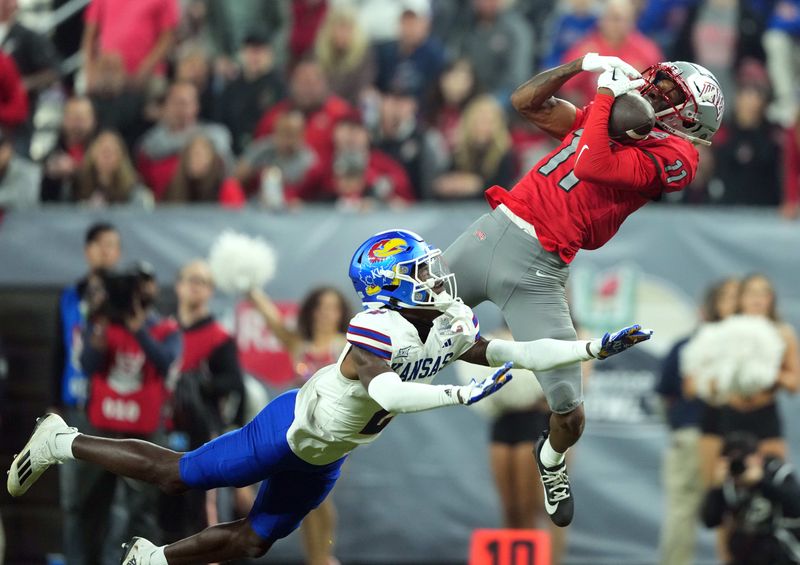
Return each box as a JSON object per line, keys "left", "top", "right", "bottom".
{"left": 537, "top": 129, "right": 583, "bottom": 192}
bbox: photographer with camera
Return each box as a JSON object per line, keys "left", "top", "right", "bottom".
{"left": 78, "top": 261, "right": 182, "bottom": 559}
{"left": 702, "top": 432, "right": 800, "bottom": 565}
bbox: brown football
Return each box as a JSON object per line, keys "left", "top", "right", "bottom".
{"left": 608, "top": 92, "right": 656, "bottom": 142}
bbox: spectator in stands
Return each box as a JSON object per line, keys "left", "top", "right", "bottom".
{"left": 81, "top": 0, "right": 179, "bottom": 88}
{"left": 249, "top": 285, "right": 351, "bottom": 565}
{"left": 562, "top": 0, "right": 663, "bottom": 105}
{"left": 73, "top": 130, "right": 152, "bottom": 207}
{"left": 637, "top": 0, "right": 696, "bottom": 59}
{"left": 86, "top": 53, "right": 148, "bottom": 152}
{"left": 714, "top": 82, "right": 782, "bottom": 206}
{"left": 0, "top": 129, "right": 38, "bottom": 209}
{"left": 432, "top": 95, "right": 515, "bottom": 200}
{"left": 782, "top": 114, "right": 800, "bottom": 220}
{"left": 163, "top": 259, "right": 244, "bottom": 542}
{"left": 373, "top": 84, "right": 447, "bottom": 199}
{"left": 137, "top": 81, "right": 232, "bottom": 200}
{"left": 52, "top": 222, "right": 121, "bottom": 565}
{"left": 236, "top": 110, "right": 318, "bottom": 201}
{"left": 375, "top": 0, "right": 446, "bottom": 103}
{"left": 215, "top": 33, "right": 284, "bottom": 155}
{"left": 0, "top": 50, "right": 28, "bottom": 131}
{"left": 0, "top": 0, "right": 58, "bottom": 151}
{"left": 446, "top": 0, "right": 535, "bottom": 103}
{"left": 672, "top": 2, "right": 771, "bottom": 98}
{"left": 657, "top": 281, "right": 720, "bottom": 565}
{"left": 0, "top": 0, "right": 60, "bottom": 98}
{"left": 254, "top": 58, "right": 352, "bottom": 169}
{"left": 763, "top": 0, "right": 800, "bottom": 126}
{"left": 41, "top": 96, "right": 97, "bottom": 202}
{"left": 52, "top": 0, "right": 86, "bottom": 68}
{"left": 301, "top": 113, "right": 414, "bottom": 206}
{"left": 683, "top": 0, "right": 740, "bottom": 110}
{"left": 425, "top": 58, "right": 482, "bottom": 154}
{"left": 79, "top": 261, "right": 181, "bottom": 562}
{"left": 203, "top": 0, "right": 287, "bottom": 79}
{"left": 174, "top": 46, "right": 215, "bottom": 121}
{"left": 289, "top": 0, "right": 328, "bottom": 67}
{"left": 540, "top": 0, "right": 598, "bottom": 70}
{"left": 314, "top": 5, "right": 377, "bottom": 107}
{"left": 163, "top": 135, "right": 245, "bottom": 207}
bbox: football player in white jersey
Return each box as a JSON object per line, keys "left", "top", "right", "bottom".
{"left": 7, "top": 229, "right": 651, "bottom": 564}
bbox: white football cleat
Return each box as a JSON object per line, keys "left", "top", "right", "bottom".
{"left": 7, "top": 413, "right": 75, "bottom": 497}
{"left": 120, "top": 537, "right": 160, "bottom": 565}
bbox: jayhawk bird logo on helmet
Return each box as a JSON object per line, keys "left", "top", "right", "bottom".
{"left": 349, "top": 229, "right": 458, "bottom": 310}
{"left": 367, "top": 238, "right": 410, "bottom": 263}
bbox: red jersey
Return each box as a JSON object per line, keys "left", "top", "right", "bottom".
{"left": 486, "top": 93, "right": 699, "bottom": 263}
{"left": 87, "top": 319, "right": 179, "bottom": 436}
{"left": 253, "top": 96, "right": 354, "bottom": 167}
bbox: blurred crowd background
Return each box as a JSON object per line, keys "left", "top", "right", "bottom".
{"left": 0, "top": 0, "right": 797, "bottom": 214}
{"left": 1, "top": 0, "right": 800, "bottom": 564}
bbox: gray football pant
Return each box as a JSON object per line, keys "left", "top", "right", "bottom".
{"left": 444, "top": 207, "right": 582, "bottom": 414}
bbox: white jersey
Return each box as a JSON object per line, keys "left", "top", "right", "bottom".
{"left": 286, "top": 306, "right": 480, "bottom": 465}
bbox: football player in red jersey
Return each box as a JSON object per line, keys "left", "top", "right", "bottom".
{"left": 445, "top": 52, "right": 725, "bottom": 527}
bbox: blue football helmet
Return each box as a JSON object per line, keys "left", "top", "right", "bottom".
{"left": 349, "top": 229, "right": 457, "bottom": 310}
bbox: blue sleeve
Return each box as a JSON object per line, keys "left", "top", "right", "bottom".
{"left": 79, "top": 324, "right": 106, "bottom": 376}
{"left": 135, "top": 327, "right": 182, "bottom": 376}
{"left": 655, "top": 340, "right": 686, "bottom": 397}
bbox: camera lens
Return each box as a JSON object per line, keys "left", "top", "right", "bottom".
{"left": 729, "top": 457, "right": 747, "bottom": 477}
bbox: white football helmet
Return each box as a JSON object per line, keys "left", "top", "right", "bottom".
{"left": 639, "top": 61, "right": 725, "bottom": 146}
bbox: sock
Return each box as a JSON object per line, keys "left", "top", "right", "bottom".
{"left": 150, "top": 546, "right": 168, "bottom": 565}
{"left": 51, "top": 429, "right": 79, "bottom": 461}
{"left": 540, "top": 437, "right": 566, "bottom": 468}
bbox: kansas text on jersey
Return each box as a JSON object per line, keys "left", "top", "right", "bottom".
{"left": 286, "top": 307, "right": 480, "bottom": 465}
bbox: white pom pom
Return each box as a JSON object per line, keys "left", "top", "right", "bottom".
{"left": 208, "top": 230, "right": 277, "bottom": 295}
{"left": 680, "top": 315, "right": 786, "bottom": 403}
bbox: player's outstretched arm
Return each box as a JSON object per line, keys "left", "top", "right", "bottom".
{"left": 460, "top": 326, "right": 653, "bottom": 370}
{"left": 511, "top": 53, "right": 641, "bottom": 140}
{"left": 343, "top": 346, "right": 511, "bottom": 413}
{"left": 510, "top": 58, "right": 582, "bottom": 140}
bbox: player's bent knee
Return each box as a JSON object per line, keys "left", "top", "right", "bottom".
{"left": 547, "top": 381, "right": 582, "bottom": 414}
{"left": 235, "top": 519, "right": 273, "bottom": 558}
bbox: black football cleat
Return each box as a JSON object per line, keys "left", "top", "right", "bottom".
{"left": 534, "top": 431, "right": 574, "bottom": 527}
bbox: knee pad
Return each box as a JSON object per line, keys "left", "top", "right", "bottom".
{"left": 548, "top": 381, "right": 582, "bottom": 414}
